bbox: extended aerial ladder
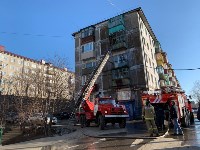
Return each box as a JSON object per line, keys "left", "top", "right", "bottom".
{"left": 74, "top": 51, "right": 111, "bottom": 109}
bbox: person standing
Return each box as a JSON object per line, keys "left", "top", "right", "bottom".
{"left": 170, "top": 101, "right": 183, "bottom": 135}
{"left": 155, "top": 104, "right": 165, "bottom": 131}
{"left": 142, "top": 99, "right": 159, "bottom": 137}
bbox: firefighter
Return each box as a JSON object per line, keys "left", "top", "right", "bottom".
{"left": 170, "top": 101, "right": 183, "bottom": 135}
{"left": 142, "top": 99, "right": 159, "bottom": 137}
{"left": 155, "top": 104, "right": 165, "bottom": 131}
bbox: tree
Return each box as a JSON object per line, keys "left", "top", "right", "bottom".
{"left": 191, "top": 80, "right": 200, "bottom": 103}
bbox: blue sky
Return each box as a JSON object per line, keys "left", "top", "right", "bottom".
{"left": 0, "top": 0, "right": 200, "bottom": 96}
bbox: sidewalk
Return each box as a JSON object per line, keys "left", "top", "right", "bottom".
{"left": 0, "top": 120, "right": 165, "bottom": 150}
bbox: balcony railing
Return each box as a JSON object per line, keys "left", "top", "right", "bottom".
{"left": 112, "top": 42, "right": 127, "bottom": 51}
{"left": 81, "top": 51, "right": 96, "bottom": 60}
{"left": 82, "top": 67, "right": 95, "bottom": 75}
{"left": 113, "top": 61, "right": 128, "bottom": 68}
{"left": 112, "top": 78, "right": 130, "bottom": 87}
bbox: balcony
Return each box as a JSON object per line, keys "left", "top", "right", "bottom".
{"left": 114, "top": 61, "right": 128, "bottom": 68}
{"left": 159, "top": 73, "right": 166, "bottom": 80}
{"left": 47, "top": 69, "right": 54, "bottom": 75}
{"left": 160, "top": 80, "right": 166, "bottom": 87}
{"left": 112, "top": 68, "right": 129, "bottom": 80}
{"left": 112, "top": 42, "right": 127, "bottom": 51}
{"left": 112, "top": 78, "right": 130, "bottom": 88}
{"left": 155, "top": 41, "right": 162, "bottom": 53}
{"left": 81, "top": 35, "right": 95, "bottom": 45}
{"left": 81, "top": 51, "right": 96, "bottom": 60}
{"left": 108, "top": 15, "right": 125, "bottom": 35}
{"left": 109, "top": 25, "right": 125, "bottom": 35}
{"left": 82, "top": 67, "right": 95, "bottom": 75}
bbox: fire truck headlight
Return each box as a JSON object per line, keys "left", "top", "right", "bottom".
{"left": 105, "top": 111, "right": 108, "bottom": 114}
{"left": 124, "top": 110, "right": 127, "bottom": 113}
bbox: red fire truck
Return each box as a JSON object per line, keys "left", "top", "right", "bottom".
{"left": 75, "top": 51, "right": 129, "bottom": 130}
{"left": 141, "top": 88, "right": 194, "bottom": 127}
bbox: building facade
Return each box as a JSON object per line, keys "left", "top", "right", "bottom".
{"left": 0, "top": 45, "right": 74, "bottom": 100}
{"left": 73, "top": 7, "right": 180, "bottom": 119}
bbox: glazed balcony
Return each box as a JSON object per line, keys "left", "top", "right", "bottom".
{"left": 81, "top": 51, "right": 96, "bottom": 60}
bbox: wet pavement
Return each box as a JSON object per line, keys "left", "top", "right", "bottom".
{"left": 41, "top": 119, "right": 200, "bottom": 150}
{"left": 165, "top": 119, "right": 200, "bottom": 147}
{"left": 2, "top": 119, "right": 200, "bottom": 149}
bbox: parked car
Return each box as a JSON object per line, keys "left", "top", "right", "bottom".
{"left": 55, "top": 112, "right": 71, "bottom": 120}
{"left": 29, "top": 113, "right": 44, "bottom": 125}
{"left": 60, "top": 112, "right": 71, "bottom": 119}
{"left": 46, "top": 114, "right": 58, "bottom": 125}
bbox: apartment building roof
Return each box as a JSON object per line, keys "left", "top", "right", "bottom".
{"left": 0, "top": 45, "right": 74, "bottom": 73}
{"left": 72, "top": 7, "right": 157, "bottom": 41}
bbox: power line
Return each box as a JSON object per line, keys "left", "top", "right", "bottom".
{"left": 145, "top": 65, "right": 200, "bottom": 71}
{"left": 0, "top": 31, "right": 66, "bottom": 38}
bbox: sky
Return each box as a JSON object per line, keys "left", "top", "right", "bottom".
{"left": 0, "top": 0, "right": 200, "bottom": 96}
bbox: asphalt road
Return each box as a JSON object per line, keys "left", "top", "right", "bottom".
{"left": 43, "top": 119, "right": 200, "bottom": 150}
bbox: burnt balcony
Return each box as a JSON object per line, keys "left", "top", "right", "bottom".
{"left": 113, "top": 61, "right": 128, "bottom": 68}
{"left": 112, "top": 42, "right": 127, "bottom": 51}
{"left": 112, "top": 78, "right": 130, "bottom": 88}
{"left": 112, "top": 67, "right": 129, "bottom": 80}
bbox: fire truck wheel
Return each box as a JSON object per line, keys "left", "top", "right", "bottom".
{"left": 80, "top": 115, "right": 86, "bottom": 128}
{"left": 182, "top": 113, "right": 190, "bottom": 127}
{"left": 119, "top": 118, "right": 126, "bottom": 128}
{"left": 99, "top": 115, "right": 105, "bottom": 130}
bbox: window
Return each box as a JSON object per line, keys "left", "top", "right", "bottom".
{"left": 18, "top": 60, "right": 23, "bottom": 65}
{"left": 2, "top": 64, "right": 7, "bottom": 68}
{"left": 112, "top": 68, "right": 129, "bottom": 79}
{"left": 25, "top": 62, "right": 30, "bottom": 66}
{"left": 2, "top": 72, "right": 6, "bottom": 75}
{"left": 151, "top": 49, "right": 154, "bottom": 59}
{"left": 147, "top": 43, "right": 149, "bottom": 50}
{"left": 151, "top": 74, "right": 153, "bottom": 83}
{"left": 108, "top": 15, "right": 124, "bottom": 29}
{"left": 81, "top": 27, "right": 94, "bottom": 38}
{"left": 147, "top": 72, "right": 149, "bottom": 81}
{"left": 149, "top": 58, "right": 151, "bottom": 67}
{"left": 140, "top": 22, "right": 143, "bottom": 29}
{"left": 111, "top": 34, "right": 125, "bottom": 45}
{"left": 10, "top": 66, "right": 15, "bottom": 70}
{"left": 145, "top": 28, "right": 148, "bottom": 36}
{"left": 142, "top": 37, "right": 145, "bottom": 46}
{"left": 24, "top": 69, "right": 29, "bottom": 73}
{"left": 11, "top": 58, "right": 15, "bottom": 62}
{"left": 32, "top": 64, "right": 36, "bottom": 68}
{"left": 113, "top": 53, "right": 127, "bottom": 64}
{"left": 4, "top": 56, "right": 7, "bottom": 61}
{"left": 82, "top": 75, "right": 87, "bottom": 85}
{"left": 84, "top": 61, "right": 96, "bottom": 69}
{"left": 82, "top": 42, "right": 94, "bottom": 53}
{"left": 9, "top": 73, "right": 14, "bottom": 76}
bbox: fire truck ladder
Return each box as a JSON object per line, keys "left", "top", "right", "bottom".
{"left": 75, "top": 51, "right": 111, "bottom": 108}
